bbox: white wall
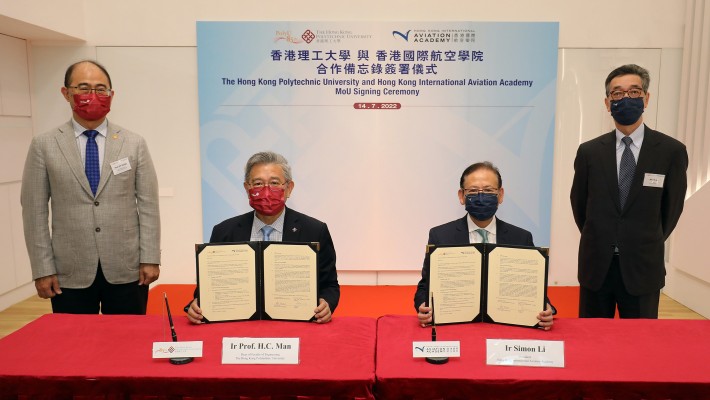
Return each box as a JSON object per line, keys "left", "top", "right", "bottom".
{"left": 3, "top": 0, "right": 706, "bottom": 312}
{"left": 0, "top": 33, "right": 35, "bottom": 306}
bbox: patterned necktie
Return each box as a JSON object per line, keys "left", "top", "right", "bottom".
{"left": 83, "top": 130, "right": 100, "bottom": 195}
{"left": 618, "top": 136, "right": 636, "bottom": 209}
{"left": 261, "top": 225, "right": 274, "bottom": 241}
{"left": 475, "top": 228, "right": 488, "bottom": 243}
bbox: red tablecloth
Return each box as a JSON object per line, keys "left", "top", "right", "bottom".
{"left": 375, "top": 315, "right": 710, "bottom": 400}
{"left": 0, "top": 313, "right": 376, "bottom": 399}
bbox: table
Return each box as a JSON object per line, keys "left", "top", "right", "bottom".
{"left": 375, "top": 315, "right": 710, "bottom": 400}
{"left": 0, "top": 313, "right": 376, "bottom": 399}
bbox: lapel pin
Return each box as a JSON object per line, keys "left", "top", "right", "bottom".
{"left": 292, "top": 227, "right": 298, "bottom": 232}
{"left": 112, "top": 134, "right": 118, "bottom": 139}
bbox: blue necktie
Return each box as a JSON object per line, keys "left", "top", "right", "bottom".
{"left": 618, "top": 136, "right": 636, "bottom": 209}
{"left": 475, "top": 228, "right": 488, "bottom": 243}
{"left": 83, "top": 130, "right": 100, "bottom": 195}
{"left": 261, "top": 225, "right": 274, "bottom": 241}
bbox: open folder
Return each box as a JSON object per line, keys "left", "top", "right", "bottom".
{"left": 195, "top": 241, "right": 320, "bottom": 323}
{"left": 427, "top": 243, "right": 549, "bottom": 328}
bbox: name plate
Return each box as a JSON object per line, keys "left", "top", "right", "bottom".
{"left": 152, "top": 341, "right": 203, "bottom": 359}
{"left": 222, "top": 337, "right": 300, "bottom": 364}
{"left": 412, "top": 341, "right": 461, "bottom": 358}
{"left": 486, "top": 339, "right": 564, "bottom": 367}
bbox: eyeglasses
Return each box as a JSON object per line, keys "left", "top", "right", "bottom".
{"left": 66, "top": 85, "right": 112, "bottom": 97}
{"left": 608, "top": 89, "right": 644, "bottom": 101}
{"left": 248, "top": 181, "right": 289, "bottom": 189}
{"left": 462, "top": 187, "right": 499, "bottom": 196}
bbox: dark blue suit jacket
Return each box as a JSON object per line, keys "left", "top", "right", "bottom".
{"left": 413, "top": 215, "right": 539, "bottom": 311}
{"left": 571, "top": 126, "right": 687, "bottom": 295}
{"left": 200, "top": 207, "right": 340, "bottom": 312}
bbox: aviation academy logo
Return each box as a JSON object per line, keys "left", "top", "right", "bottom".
{"left": 392, "top": 30, "right": 411, "bottom": 41}
{"left": 392, "top": 27, "right": 476, "bottom": 43}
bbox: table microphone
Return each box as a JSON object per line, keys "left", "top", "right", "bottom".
{"left": 426, "top": 293, "right": 449, "bottom": 365}
{"left": 164, "top": 293, "right": 194, "bottom": 365}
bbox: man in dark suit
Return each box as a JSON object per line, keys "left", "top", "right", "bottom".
{"left": 186, "top": 151, "right": 339, "bottom": 323}
{"left": 571, "top": 64, "right": 688, "bottom": 318}
{"left": 414, "top": 162, "right": 554, "bottom": 330}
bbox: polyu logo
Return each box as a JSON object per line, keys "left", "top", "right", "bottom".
{"left": 392, "top": 30, "right": 411, "bottom": 41}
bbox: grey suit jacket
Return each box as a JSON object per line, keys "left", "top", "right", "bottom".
{"left": 21, "top": 120, "right": 161, "bottom": 288}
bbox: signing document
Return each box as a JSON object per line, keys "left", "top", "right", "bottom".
{"left": 197, "top": 242, "right": 319, "bottom": 322}
{"left": 428, "top": 244, "right": 548, "bottom": 328}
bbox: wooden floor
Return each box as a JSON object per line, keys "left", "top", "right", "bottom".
{"left": 0, "top": 291, "right": 705, "bottom": 340}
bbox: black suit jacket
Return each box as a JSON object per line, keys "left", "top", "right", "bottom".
{"left": 570, "top": 125, "right": 688, "bottom": 295}
{"left": 201, "top": 207, "right": 340, "bottom": 312}
{"left": 413, "top": 216, "right": 535, "bottom": 310}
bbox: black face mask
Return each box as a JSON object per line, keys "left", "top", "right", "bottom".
{"left": 465, "top": 193, "right": 498, "bottom": 221}
{"left": 610, "top": 97, "right": 644, "bottom": 126}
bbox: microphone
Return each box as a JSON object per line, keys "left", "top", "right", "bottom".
{"left": 426, "top": 293, "right": 449, "bottom": 364}
{"left": 164, "top": 292, "right": 194, "bottom": 365}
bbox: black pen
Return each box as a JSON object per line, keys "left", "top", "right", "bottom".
{"left": 164, "top": 293, "right": 178, "bottom": 342}
{"left": 431, "top": 293, "right": 437, "bottom": 342}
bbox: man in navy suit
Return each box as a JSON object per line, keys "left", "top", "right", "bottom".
{"left": 414, "top": 162, "right": 554, "bottom": 330}
{"left": 186, "top": 151, "right": 340, "bottom": 324}
{"left": 571, "top": 64, "right": 688, "bottom": 318}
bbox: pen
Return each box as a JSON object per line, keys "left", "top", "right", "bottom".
{"left": 431, "top": 293, "right": 437, "bottom": 342}
{"left": 426, "top": 292, "right": 448, "bottom": 364}
{"left": 164, "top": 293, "right": 178, "bottom": 342}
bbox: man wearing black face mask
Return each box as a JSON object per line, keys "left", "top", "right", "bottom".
{"left": 414, "top": 162, "right": 555, "bottom": 330}
{"left": 571, "top": 64, "right": 688, "bottom": 319}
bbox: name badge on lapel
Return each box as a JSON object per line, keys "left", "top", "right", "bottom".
{"left": 643, "top": 173, "right": 664, "bottom": 188}
{"left": 110, "top": 157, "right": 132, "bottom": 175}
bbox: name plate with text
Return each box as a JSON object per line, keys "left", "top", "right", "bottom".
{"left": 486, "top": 339, "right": 564, "bottom": 367}
{"left": 412, "top": 341, "right": 461, "bottom": 358}
{"left": 152, "top": 341, "right": 203, "bottom": 359}
{"left": 222, "top": 337, "right": 300, "bottom": 364}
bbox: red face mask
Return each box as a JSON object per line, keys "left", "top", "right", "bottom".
{"left": 248, "top": 186, "right": 286, "bottom": 216}
{"left": 72, "top": 93, "right": 112, "bottom": 121}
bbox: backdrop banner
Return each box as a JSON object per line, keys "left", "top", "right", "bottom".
{"left": 197, "top": 21, "right": 559, "bottom": 271}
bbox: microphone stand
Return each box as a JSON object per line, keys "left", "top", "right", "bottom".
{"left": 426, "top": 293, "right": 449, "bottom": 364}
{"left": 165, "top": 293, "right": 194, "bottom": 365}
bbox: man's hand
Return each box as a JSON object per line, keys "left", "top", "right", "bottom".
{"left": 139, "top": 263, "right": 160, "bottom": 285}
{"left": 537, "top": 303, "right": 554, "bottom": 331}
{"left": 35, "top": 275, "right": 61, "bottom": 299}
{"left": 314, "top": 298, "right": 332, "bottom": 323}
{"left": 417, "top": 302, "right": 432, "bottom": 327}
{"left": 186, "top": 298, "right": 204, "bottom": 324}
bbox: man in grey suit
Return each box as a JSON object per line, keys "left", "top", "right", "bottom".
{"left": 21, "top": 60, "right": 161, "bottom": 314}
{"left": 414, "top": 162, "right": 554, "bottom": 330}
